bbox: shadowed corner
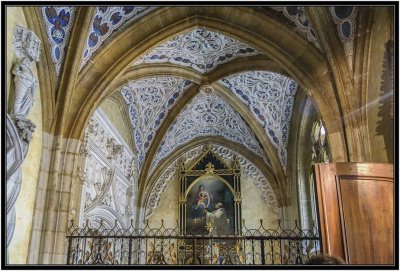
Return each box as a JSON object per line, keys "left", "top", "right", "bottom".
{"left": 376, "top": 39, "right": 394, "bottom": 162}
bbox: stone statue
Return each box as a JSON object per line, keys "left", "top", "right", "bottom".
{"left": 205, "top": 203, "right": 231, "bottom": 235}
{"left": 6, "top": 26, "right": 40, "bottom": 254}
{"left": 12, "top": 57, "right": 37, "bottom": 118}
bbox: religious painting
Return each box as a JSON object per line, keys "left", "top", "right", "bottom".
{"left": 185, "top": 175, "right": 234, "bottom": 234}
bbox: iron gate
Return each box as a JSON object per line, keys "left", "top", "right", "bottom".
{"left": 66, "top": 219, "right": 321, "bottom": 265}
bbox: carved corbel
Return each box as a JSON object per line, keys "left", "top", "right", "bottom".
{"left": 12, "top": 116, "right": 36, "bottom": 146}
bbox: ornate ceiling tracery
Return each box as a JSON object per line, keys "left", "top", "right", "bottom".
{"left": 120, "top": 77, "right": 192, "bottom": 171}
{"left": 271, "top": 6, "right": 321, "bottom": 49}
{"left": 218, "top": 71, "right": 298, "bottom": 170}
{"left": 80, "top": 6, "right": 154, "bottom": 70}
{"left": 329, "top": 6, "right": 358, "bottom": 70}
{"left": 150, "top": 87, "right": 271, "bottom": 174}
{"left": 134, "top": 28, "right": 259, "bottom": 73}
{"left": 41, "top": 6, "right": 76, "bottom": 75}
{"left": 38, "top": 6, "right": 315, "bottom": 190}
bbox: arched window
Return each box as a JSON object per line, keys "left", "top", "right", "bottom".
{"left": 309, "top": 118, "right": 330, "bottom": 225}
{"left": 302, "top": 118, "right": 330, "bottom": 254}
{"left": 311, "top": 118, "right": 330, "bottom": 164}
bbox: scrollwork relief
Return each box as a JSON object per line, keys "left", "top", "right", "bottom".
{"left": 106, "top": 138, "right": 123, "bottom": 159}
{"left": 80, "top": 111, "right": 136, "bottom": 228}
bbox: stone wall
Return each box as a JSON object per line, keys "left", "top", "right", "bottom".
{"left": 366, "top": 7, "right": 394, "bottom": 163}
{"left": 99, "top": 98, "right": 134, "bottom": 152}
{"left": 148, "top": 173, "right": 280, "bottom": 230}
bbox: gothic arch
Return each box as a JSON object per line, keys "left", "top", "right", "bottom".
{"left": 30, "top": 7, "right": 351, "bottom": 264}
{"left": 60, "top": 7, "right": 346, "bottom": 164}
{"left": 83, "top": 207, "right": 126, "bottom": 229}
{"left": 105, "top": 62, "right": 292, "bottom": 198}
{"left": 141, "top": 136, "right": 283, "bottom": 220}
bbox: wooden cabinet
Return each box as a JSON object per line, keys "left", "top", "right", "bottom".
{"left": 314, "top": 163, "right": 394, "bottom": 264}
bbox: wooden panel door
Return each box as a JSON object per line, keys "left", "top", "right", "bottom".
{"left": 314, "top": 163, "right": 394, "bottom": 264}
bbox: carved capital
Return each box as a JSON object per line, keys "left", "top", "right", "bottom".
{"left": 179, "top": 194, "right": 186, "bottom": 203}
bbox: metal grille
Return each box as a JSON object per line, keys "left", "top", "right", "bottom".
{"left": 66, "top": 219, "right": 321, "bottom": 265}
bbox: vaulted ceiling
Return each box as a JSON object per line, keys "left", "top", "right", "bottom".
{"left": 39, "top": 6, "right": 358, "bottom": 198}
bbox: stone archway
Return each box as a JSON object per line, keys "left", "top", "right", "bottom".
{"left": 31, "top": 7, "right": 349, "bottom": 264}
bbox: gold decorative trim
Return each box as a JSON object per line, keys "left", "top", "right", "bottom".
{"left": 184, "top": 174, "right": 235, "bottom": 198}
{"left": 187, "top": 145, "right": 231, "bottom": 170}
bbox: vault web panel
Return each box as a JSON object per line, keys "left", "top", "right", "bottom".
{"left": 121, "top": 77, "right": 192, "bottom": 171}
{"left": 41, "top": 7, "right": 76, "bottom": 75}
{"left": 151, "top": 89, "right": 271, "bottom": 172}
{"left": 134, "top": 28, "right": 259, "bottom": 73}
{"left": 219, "top": 71, "right": 298, "bottom": 170}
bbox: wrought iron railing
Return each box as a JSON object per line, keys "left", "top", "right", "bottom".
{"left": 66, "top": 219, "right": 321, "bottom": 265}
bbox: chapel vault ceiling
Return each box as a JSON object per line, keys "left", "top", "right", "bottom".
{"left": 119, "top": 26, "right": 299, "bottom": 175}
{"left": 39, "top": 5, "right": 321, "bottom": 182}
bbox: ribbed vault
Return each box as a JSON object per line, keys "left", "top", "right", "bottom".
{"left": 114, "top": 27, "right": 301, "bottom": 197}
{"left": 36, "top": 5, "right": 349, "bottom": 218}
